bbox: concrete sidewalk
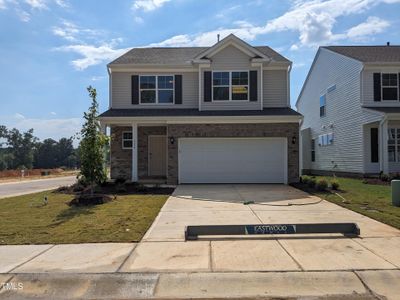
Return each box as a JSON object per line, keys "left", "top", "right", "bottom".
{"left": 1, "top": 184, "right": 400, "bottom": 299}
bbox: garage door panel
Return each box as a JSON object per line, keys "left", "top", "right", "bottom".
{"left": 178, "top": 138, "right": 286, "bottom": 184}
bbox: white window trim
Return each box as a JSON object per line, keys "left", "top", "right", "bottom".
{"left": 319, "top": 93, "right": 326, "bottom": 117}
{"left": 381, "top": 73, "right": 399, "bottom": 101}
{"left": 212, "top": 70, "right": 250, "bottom": 102}
{"left": 139, "top": 75, "right": 175, "bottom": 105}
{"left": 122, "top": 131, "right": 133, "bottom": 149}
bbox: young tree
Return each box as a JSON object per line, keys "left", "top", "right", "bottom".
{"left": 79, "top": 86, "right": 108, "bottom": 193}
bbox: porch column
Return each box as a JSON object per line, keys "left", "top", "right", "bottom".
{"left": 381, "top": 119, "right": 389, "bottom": 174}
{"left": 131, "top": 123, "right": 138, "bottom": 182}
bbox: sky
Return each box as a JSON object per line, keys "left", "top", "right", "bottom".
{"left": 1, "top": 0, "right": 400, "bottom": 144}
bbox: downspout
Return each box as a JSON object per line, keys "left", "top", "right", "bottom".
{"left": 299, "top": 117, "right": 304, "bottom": 176}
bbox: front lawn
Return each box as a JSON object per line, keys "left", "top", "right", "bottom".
{"left": 295, "top": 176, "right": 400, "bottom": 230}
{"left": 0, "top": 190, "right": 170, "bottom": 245}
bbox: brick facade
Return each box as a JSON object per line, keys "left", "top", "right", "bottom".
{"left": 110, "top": 126, "right": 167, "bottom": 180}
{"left": 167, "top": 123, "right": 299, "bottom": 184}
{"left": 110, "top": 123, "right": 299, "bottom": 184}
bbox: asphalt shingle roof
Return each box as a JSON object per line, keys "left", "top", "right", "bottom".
{"left": 109, "top": 46, "right": 290, "bottom": 65}
{"left": 323, "top": 46, "right": 400, "bottom": 63}
{"left": 99, "top": 108, "right": 301, "bottom": 118}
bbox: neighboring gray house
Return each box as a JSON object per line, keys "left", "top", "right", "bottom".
{"left": 297, "top": 45, "right": 400, "bottom": 176}
{"left": 99, "top": 34, "right": 301, "bottom": 185}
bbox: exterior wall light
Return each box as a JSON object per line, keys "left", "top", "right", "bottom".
{"left": 169, "top": 137, "right": 175, "bottom": 145}
{"left": 292, "top": 136, "right": 297, "bottom": 144}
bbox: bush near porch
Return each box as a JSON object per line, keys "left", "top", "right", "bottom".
{"left": 294, "top": 176, "right": 400, "bottom": 230}
{"left": 0, "top": 189, "right": 170, "bottom": 245}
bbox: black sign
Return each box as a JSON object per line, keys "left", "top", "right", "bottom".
{"left": 245, "top": 224, "right": 296, "bottom": 235}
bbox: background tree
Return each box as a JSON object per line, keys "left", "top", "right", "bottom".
{"left": 79, "top": 86, "right": 108, "bottom": 190}
{"left": 2, "top": 127, "right": 37, "bottom": 169}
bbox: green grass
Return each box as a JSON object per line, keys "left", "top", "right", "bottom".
{"left": 0, "top": 190, "right": 169, "bottom": 245}
{"left": 299, "top": 176, "right": 400, "bottom": 230}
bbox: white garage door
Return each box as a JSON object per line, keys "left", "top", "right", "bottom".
{"left": 178, "top": 138, "right": 287, "bottom": 184}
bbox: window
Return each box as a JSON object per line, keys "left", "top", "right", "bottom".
{"left": 311, "top": 139, "right": 315, "bottom": 162}
{"left": 382, "top": 73, "right": 398, "bottom": 101}
{"left": 320, "top": 94, "right": 326, "bottom": 117}
{"left": 122, "top": 132, "right": 133, "bottom": 149}
{"left": 318, "top": 133, "right": 334, "bottom": 146}
{"left": 213, "top": 72, "right": 230, "bottom": 100}
{"left": 231, "top": 71, "right": 248, "bottom": 100}
{"left": 212, "top": 71, "right": 249, "bottom": 101}
{"left": 387, "top": 128, "right": 400, "bottom": 162}
{"left": 139, "top": 75, "right": 174, "bottom": 104}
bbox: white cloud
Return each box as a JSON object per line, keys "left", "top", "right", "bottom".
{"left": 91, "top": 76, "right": 106, "bottom": 81}
{"left": 55, "top": 42, "right": 129, "bottom": 70}
{"left": 25, "top": 0, "right": 47, "bottom": 10}
{"left": 3, "top": 114, "right": 82, "bottom": 144}
{"left": 16, "top": 9, "right": 30, "bottom": 22}
{"left": 147, "top": 0, "right": 397, "bottom": 49}
{"left": 132, "top": 0, "right": 171, "bottom": 12}
{"left": 54, "top": 0, "right": 68, "bottom": 8}
{"left": 134, "top": 16, "right": 144, "bottom": 24}
{"left": 50, "top": 111, "right": 57, "bottom": 115}
{"left": 52, "top": 20, "right": 102, "bottom": 42}
{"left": 346, "top": 16, "right": 390, "bottom": 39}
{"left": 0, "top": 0, "right": 7, "bottom": 10}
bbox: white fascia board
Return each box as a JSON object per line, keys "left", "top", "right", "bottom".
{"left": 109, "top": 65, "right": 197, "bottom": 72}
{"left": 100, "top": 115, "right": 302, "bottom": 125}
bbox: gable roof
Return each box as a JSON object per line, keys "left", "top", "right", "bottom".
{"left": 108, "top": 39, "right": 290, "bottom": 66}
{"left": 323, "top": 46, "right": 400, "bottom": 63}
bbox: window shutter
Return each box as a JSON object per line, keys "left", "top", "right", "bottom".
{"left": 249, "top": 70, "right": 258, "bottom": 101}
{"left": 174, "top": 75, "right": 182, "bottom": 104}
{"left": 373, "top": 73, "right": 381, "bottom": 102}
{"left": 398, "top": 73, "right": 400, "bottom": 101}
{"left": 204, "top": 71, "right": 212, "bottom": 102}
{"left": 371, "top": 128, "right": 379, "bottom": 163}
{"left": 131, "top": 75, "right": 139, "bottom": 104}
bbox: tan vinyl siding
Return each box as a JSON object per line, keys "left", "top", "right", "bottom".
{"left": 362, "top": 68, "right": 400, "bottom": 107}
{"left": 263, "top": 69, "right": 288, "bottom": 107}
{"left": 111, "top": 71, "right": 198, "bottom": 109}
{"left": 297, "top": 48, "right": 378, "bottom": 174}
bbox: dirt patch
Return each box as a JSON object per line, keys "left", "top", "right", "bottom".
{"left": 69, "top": 194, "right": 114, "bottom": 206}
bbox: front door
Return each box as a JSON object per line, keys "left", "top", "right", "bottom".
{"left": 148, "top": 135, "right": 167, "bottom": 177}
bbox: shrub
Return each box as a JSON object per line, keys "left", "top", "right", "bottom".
{"left": 307, "top": 177, "right": 316, "bottom": 188}
{"left": 380, "top": 173, "right": 390, "bottom": 182}
{"left": 301, "top": 175, "right": 310, "bottom": 184}
{"left": 116, "top": 182, "right": 127, "bottom": 193}
{"left": 331, "top": 180, "right": 340, "bottom": 190}
{"left": 316, "top": 179, "right": 328, "bottom": 191}
{"left": 115, "top": 177, "right": 126, "bottom": 185}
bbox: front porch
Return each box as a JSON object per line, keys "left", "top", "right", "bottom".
{"left": 109, "top": 125, "right": 168, "bottom": 183}
{"left": 364, "top": 118, "right": 400, "bottom": 175}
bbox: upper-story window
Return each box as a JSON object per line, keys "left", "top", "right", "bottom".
{"left": 140, "top": 75, "right": 174, "bottom": 104}
{"left": 319, "top": 94, "right": 326, "bottom": 117}
{"left": 382, "top": 73, "right": 398, "bottom": 101}
{"left": 212, "top": 71, "right": 248, "bottom": 101}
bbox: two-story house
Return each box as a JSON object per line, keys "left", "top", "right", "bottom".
{"left": 99, "top": 34, "right": 302, "bottom": 185}
{"left": 297, "top": 45, "right": 400, "bottom": 177}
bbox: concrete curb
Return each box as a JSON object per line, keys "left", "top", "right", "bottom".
{"left": 0, "top": 271, "right": 382, "bottom": 299}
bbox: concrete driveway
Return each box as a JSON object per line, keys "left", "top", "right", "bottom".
{"left": 0, "top": 176, "right": 76, "bottom": 199}
{"left": 1, "top": 184, "right": 400, "bottom": 299}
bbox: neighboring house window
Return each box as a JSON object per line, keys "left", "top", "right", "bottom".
{"left": 311, "top": 139, "right": 315, "bottom": 162}
{"left": 387, "top": 128, "right": 400, "bottom": 162}
{"left": 320, "top": 94, "right": 326, "bottom": 117}
{"left": 212, "top": 71, "right": 248, "bottom": 101}
{"left": 381, "top": 73, "right": 399, "bottom": 101}
{"left": 318, "top": 133, "right": 334, "bottom": 146}
{"left": 139, "top": 75, "right": 174, "bottom": 104}
{"left": 122, "top": 131, "right": 133, "bottom": 149}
